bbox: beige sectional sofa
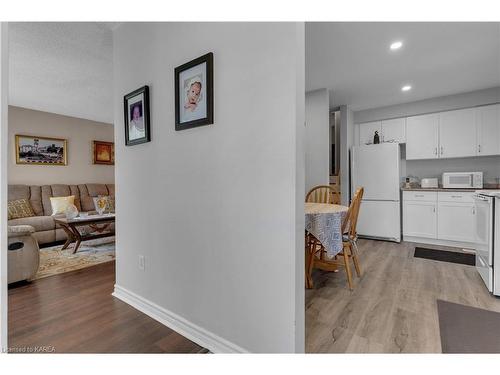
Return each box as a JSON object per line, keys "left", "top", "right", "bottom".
{"left": 8, "top": 183, "right": 115, "bottom": 245}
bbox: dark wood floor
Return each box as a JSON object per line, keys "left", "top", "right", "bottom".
{"left": 8, "top": 261, "right": 207, "bottom": 353}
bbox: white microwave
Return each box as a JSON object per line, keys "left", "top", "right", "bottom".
{"left": 442, "top": 172, "right": 483, "bottom": 189}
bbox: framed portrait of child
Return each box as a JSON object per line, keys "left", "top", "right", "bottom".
{"left": 124, "top": 85, "right": 151, "bottom": 146}
{"left": 174, "top": 52, "right": 213, "bottom": 131}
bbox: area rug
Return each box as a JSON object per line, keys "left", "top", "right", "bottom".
{"left": 34, "top": 237, "right": 115, "bottom": 280}
{"left": 414, "top": 247, "right": 475, "bottom": 266}
{"left": 437, "top": 299, "right": 500, "bottom": 353}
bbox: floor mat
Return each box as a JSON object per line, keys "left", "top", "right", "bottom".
{"left": 437, "top": 299, "right": 500, "bottom": 353}
{"left": 414, "top": 247, "right": 475, "bottom": 266}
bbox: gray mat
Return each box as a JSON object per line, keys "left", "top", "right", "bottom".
{"left": 437, "top": 299, "right": 500, "bottom": 353}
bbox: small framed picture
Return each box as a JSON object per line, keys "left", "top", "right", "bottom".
{"left": 93, "top": 140, "right": 114, "bottom": 165}
{"left": 124, "top": 85, "right": 151, "bottom": 146}
{"left": 15, "top": 135, "right": 67, "bottom": 166}
{"left": 175, "top": 52, "right": 213, "bottom": 131}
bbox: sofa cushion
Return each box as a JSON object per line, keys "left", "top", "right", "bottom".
{"left": 106, "top": 184, "right": 115, "bottom": 196}
{"left": 8, "top": 199, "right": 36, "bottom": 220}
{"left": 8, "top": 216, "right": 56, "bottom": 232}
{"left": 41, "top": 185, "right": 81, "bottom": 215}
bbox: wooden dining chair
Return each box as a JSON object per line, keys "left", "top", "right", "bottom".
{"left": 306, "top": 185, "right": 341, "bottom": 205}
{"left": 339, "top": 187, "right": 364, "bottom": 288}
{"left": 306, "top": 187, "right": 364, "bottom": 290}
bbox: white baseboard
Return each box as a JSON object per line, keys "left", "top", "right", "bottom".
{"left": 403, "top": 236, "right": 476, "bottom": 250}
{"left": 112, "top": 284, "right": 249, "bottom": 353}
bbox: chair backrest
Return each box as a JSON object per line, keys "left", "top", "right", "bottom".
{"left": 306, "top": 185, "right": 341, "bottom": 205}
{"left": 341, "top": 187, "right": 364, "bottom": 237}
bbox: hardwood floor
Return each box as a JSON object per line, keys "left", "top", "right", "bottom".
{"left": 8, "top": 261, "right": 207, "bottom": 353}
{"left": 306, "top": 239, "right": 500, "bottom": 353}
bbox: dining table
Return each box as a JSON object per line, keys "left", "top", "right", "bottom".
{"left": 305, "top": 202, "right": 349, "bottom": 288}
{"left": 305, "top": 202, "right": 349, "bottom": 258}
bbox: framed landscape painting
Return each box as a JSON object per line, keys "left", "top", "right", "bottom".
{"left": 124, "top": 85, "right": 151, "bottom": 146}
{"left": 93, "top": 140, "right": 114, "bottom": 165}
{"left": 15, "top": 135, "right": 67, "bottom": 166}
{"left": 175, "top": 52, "right": 213, "bottom": 131}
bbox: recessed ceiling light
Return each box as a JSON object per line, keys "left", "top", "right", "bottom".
{"left": 401, "top": 85, "right": 412, "bottom": 92}
{"left": 390, "top": 41, "right": 403, "bottom": 50}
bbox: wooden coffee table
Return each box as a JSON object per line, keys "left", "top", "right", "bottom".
{"left": 54, "top": 213, "right": 115, "bottom": 253}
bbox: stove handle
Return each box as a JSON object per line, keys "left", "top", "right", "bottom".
{"left": 473, "top": 195, "right": 490, "bottom": 202}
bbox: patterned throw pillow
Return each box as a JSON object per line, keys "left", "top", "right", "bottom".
{"left": 93, "top": 196, "right": 115, "bottom": 213}
{"left": 8, "top": 199, "right": 36, "bottom": 220}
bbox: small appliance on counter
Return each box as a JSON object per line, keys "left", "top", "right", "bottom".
{"left": 403, "top": 176, "right": 418, "bottom": 189}
{"left": 442, "top": 172, "right": 483, "bottom": 189}
{"left": 420, "top": 178, "right": 438, "bottom": 189}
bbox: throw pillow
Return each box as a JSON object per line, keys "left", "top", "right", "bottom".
{"left": 50, "top": 195, "right": 75, "bottom": 216}
{"left": 92, "top": 196, "right": 115, "bottom": 213}
{"left": 8, "top": 199, "right": 35, "bottom": 220}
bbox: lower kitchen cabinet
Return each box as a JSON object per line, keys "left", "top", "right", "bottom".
{"left": 403, "top": 201, "right": 437, "bottom": 239}
{"left": 403, "top": 191, "right": 476, "bottom": 245}
{"left": 437, "top": 202, "right": 476, "bottom": 243}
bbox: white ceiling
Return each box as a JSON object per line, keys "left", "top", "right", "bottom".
{"left": 9, "top": 22, "right": 113, "bottom": 123}
{"left": 306, "top": 22, "right": 500, "bottom": 111}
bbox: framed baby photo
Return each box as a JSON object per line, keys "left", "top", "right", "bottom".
{"left": 93, "top": 140, "right": 114, "bottom": 165}
{"left": 174, "top": 52, "right": 213, "bottom": 131}
{"left": 124, "top": 85, "right": 151, "bottom": 146}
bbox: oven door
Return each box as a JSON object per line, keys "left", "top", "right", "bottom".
{"left": 474, "top": 194, "right": 493, "bottom": 264}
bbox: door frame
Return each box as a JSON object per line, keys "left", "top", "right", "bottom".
{"left": 0, "top": 21, "right": 9, "bottom": 351}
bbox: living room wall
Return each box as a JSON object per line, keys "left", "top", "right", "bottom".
{"left": 113, "top": 22, "right": 305, "bottom": 353}
{"left": 8, "top": 106, "right": 114, "bottom": 185}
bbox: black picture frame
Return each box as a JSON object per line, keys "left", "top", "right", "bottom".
{"left": 124, "top": 85, "right": 151, "bottom": 146}
{"left": 175, "top": 52, "right": 214, "bottom": 131}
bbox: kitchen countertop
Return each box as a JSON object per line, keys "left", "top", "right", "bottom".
{"left": 401, "top": 185, "right": 500, "bottom": 192}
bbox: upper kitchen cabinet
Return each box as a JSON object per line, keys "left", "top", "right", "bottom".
{"left": 439, "top": 108, "right": 477, "bottom": 158}
{"left": 406, "top": 113, "right": 439, "bottom": 160}
{"left": 381, "top": 118, "right": 406, "bottom": 143}
{"left": 359, "top": 121, "right": 381, "bottom": 145}
{"left": 476, "top": 104, "right": 500, "bottom": 156}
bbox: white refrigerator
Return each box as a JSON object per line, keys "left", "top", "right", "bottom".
{"left": 351, "top": 143, "right": 401, "bottom": 242}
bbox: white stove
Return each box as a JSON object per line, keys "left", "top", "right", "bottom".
{"left": 473, "top": 190, "right": 500, "bottom": 296}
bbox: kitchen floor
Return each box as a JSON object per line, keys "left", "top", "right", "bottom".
{"left": 305, "top": 239, "right": 500, "bottom": 353}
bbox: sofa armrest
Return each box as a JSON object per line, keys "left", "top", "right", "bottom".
{"left": 8, "top": 225, "right": 36, "bottom": 237}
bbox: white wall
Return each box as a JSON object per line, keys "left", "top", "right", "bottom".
{"left": 305, "top": 88, "right": 329, "bottom": 191}
{"left": 0, "top": 22, "right": 8, "bottom": 352}
{"left": 405, "top": 155, "right": 500, "bottom": 185}
{"left": 113, "top": 22, "right": 304, "bottom": 353}
{"left": 340, "top": 105, "right": 353, "bottom": 205}
{"left": 8, "top": 106, "right": 114, "bottom": 185}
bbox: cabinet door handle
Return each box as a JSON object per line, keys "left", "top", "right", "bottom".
{"left": 434, "top": 147, "right": 438, "bottom": 155}
{"left": 478, "top": 144, "right": 481, "bottom": 153}
{"left": 415, "top": 194, "right": 425, "bottom": 197}
{"left": 440, "top": 146, "right": 444, "bottom": 155}
{"left": 472, "top": 206, "right": 476, "bottom": 215}
{"left": 451, "top": 195, "right": 463, "bottom": 198}
{"left": 433, "top": 206, "right": 436, "bottom": 213}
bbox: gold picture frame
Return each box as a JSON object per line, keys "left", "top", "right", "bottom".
{"left": 15, "top": 134, "right": 68, "bottom": 166}
{"left": 93, "top": 140, "right": 114, "bottom": 165}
